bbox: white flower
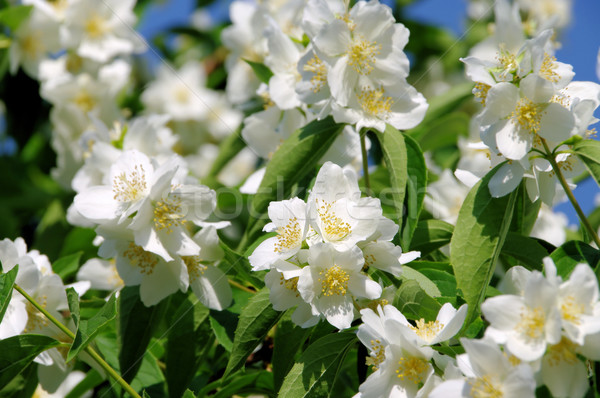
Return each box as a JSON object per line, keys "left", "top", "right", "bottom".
{"left": 298, "top": 243, "right": 381, "bottom": 329}
{"left": 265, "top": 268, "right": 320, "bottom": 328}
{"left": 429, "top": 338, "right": 536, "bottom": 398}
{"left": 399, "top": 303, "right": 468, "bottom": 346}
{"left": 481, "top": 270, "right": 562, "bottom": 361}
{"left": 307, "top": 162, "right": 382, "bottom": 250}
{"left": 9, "top": 7, "right": 61, "bottom": 78}
{"left": 424, "top": 170, "right": 470, "bottom": 225}
{"left": 61, "top": 0, "right": 145, "bottom": 63}
{"left": 479, "top": 74, "right": 574, "bottom": 161}
{"left": 541, "top": 337, "right": 591, "bottom": 398}
{"left": 76, "top": 258, "right": 123, "bottom": 291}
{"left": 530, "top": 205, "right": 568, "bottom": 246}
{"left": 249, "top": 197, "right": 308, "bottom": 271}
{"left": 32, "top": 370, "right": 92, "bottom": 398}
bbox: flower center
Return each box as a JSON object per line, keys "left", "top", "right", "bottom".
{"left": 20, "top": 33, "right": 42, "bottom": 58}
{"left": 74, "top": 90, "right": 96, "bottom": 113}
{"left": 546, "top": 337, "right": 578, "bottom": 366}
{"left": 470, "top": 375, "right": 503, "bottom": 398}
{"left": 319, "top": 265, "right": 350, "bottom": 297}
{"left": 23, "top": 296, "right": 49, "bottom": 333}
{"left": 182, "top": 256, "right": 208, "bottom": 282}
{"left": 516, "top": 306, "right": 546, "bottom": 340}
{"left": 113, "top": 165, "right": 147, "bottom": 202}
{"left": 358, "top": 86, "right": 394, "bottom": 119}
{"left": 540, "top": 53, "right": 560, "bottom": 83}
{"left": 365, "top": 339, "right": 385, "bottom": 370}
{"left": 348, "top": 36, "right": 381, "bottom": 75}
{"left": 86, "top": 14, "right": 108, "bottom": 39}
{"left": 316, "top": 199, "right": 352, "bottom": 242}
{"left": 473, "top": 83, "right": 491, "bottom": 107}
{"left": 123, "top": 242, "right": 158, "bottom": 275}
{"left": 511, "top": 98, "right": 543, "bottom": 134}
{"left": 303, "top": 54, "right": 327, "bottom": 93}
{"left": 496, "top": 44, "right": 518, "bottom": 79}
{"left": 560, "top": 295, "right": 584, "bottom": 325}
{"left": 410, "top": 319, "right": 443, "bottom": 342}
{"left": 274, "top": 217, "right": 302, "bottom": 253}
{"left": 279, "top": 275, "right": 299, "bottom": 297}
{"left": 395, "top": 356, "right": 429, "bottom": 384}
{"left": 153, "top": 195, "right": 187, "bottom": 233}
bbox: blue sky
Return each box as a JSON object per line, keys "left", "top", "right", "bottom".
{"left": 138, "top": 0, "right": 600, "bottom": 225}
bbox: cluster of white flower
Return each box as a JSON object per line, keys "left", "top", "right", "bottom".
{"left": 458, "top": 0, "right": 600, "bottom": 204}
{"left": 0, "top": 238, "right": 90, "bottom": 393}
{"left": 71, "top": 149, "right": 232, "bottom": 308}
{"left": 222, "top": 0, "right": 429, "bottom": 193}
{"left": 249, "top": 162, "right": 419, "bottom": 329}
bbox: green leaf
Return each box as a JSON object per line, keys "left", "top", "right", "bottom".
{"left": 213, "top": 371, "right": 273, "bottom": 398}
{"left": 401, "top": 266, "right": 441, "bottom": 297}
{"left": 402, "top": 134, "right": 427, "bottom": 249}
{"left": 207, "top": 127, "right": 246, "bottom": 179}
{"left": 509, "top": 183, "right": 541, "bottom": 235}
{"left": 224, "top": 287, "right": 283, "bottom": 378}
{"left": 52, "top": 252, "right": 82, "bottom": 281}
{"left": 220, "top": 242, "right": 265, "bottom": 289}
{"left": 411, "top": 219, "right": 454, "bottom": 256}
{"left": 501, "top": 232, "right": 548, "bottom": 271}
{"left": 550, "top": 240, "right": 600, "bottom": 279}
{"left": 417, "top": 269, "right": 457, "bottom": 297}
{"left": 0, "top": 6, "right": 32, "bottom": 31}
{"left": 393, "top": 279, "right": 442, "bottom": 321}
{"left": 450, "top": 166, "right": 518, "bottom": 327}
{"left": 0, "top": 335, "right": 61, "bottom": 389}
{"left": 66, "top": 289, "right": 117, "bottom": 362}
{"left": 243, "top": 59, "right": 274, "bottom": 84}
{"left": 209, "top": 311, "right": 237, "bottom": 352}
{"left": 0, "top": 266, "right": 18, "bottom": 323}
{"left": 166, "top": 295, "right": 212, "bottom": 398}
{"left": 375, "top": 125, "right": 408, "bottom": 244}
{"left": 0, "top": 361, "right": 38, "bottom": 398}
{"left": 118, "top": 286, "right": 167, "bottom": 384}
{"left": 407, "top": 112, "right": 469, "bottom": 151}
{"left": 182, "top": 390, "right": 196, "bottom": 398}
{"left": 272, "top": 310, "right": 313, "bottom": 393}
{"left": 240, "top": 117, "right": 344, "bottom": 250}
{"left": 278, "top": 331, "right": 356, "bottom": 398}
{"left": 573, "top": 139, "right": 600, "bottom": 186}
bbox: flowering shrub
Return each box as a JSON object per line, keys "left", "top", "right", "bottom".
{"left": 0, "top": 0, "right": 599, "bottom": 397}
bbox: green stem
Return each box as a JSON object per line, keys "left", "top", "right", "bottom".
{"left": 541, "top": 139, "right": 600, "bottom": 247}
{"left": 228, "top": 279, "right": 256, "bottom": 294}
{"left": 359, "top": 129, "right": 371, "bottom": 195}
{"left": 14, "top": 284, "right": 142, "bottom": 398}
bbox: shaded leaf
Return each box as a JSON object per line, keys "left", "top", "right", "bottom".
{"left": 411, "top": 219, "right": 454, "bottom": 256}
{"left": 53, "top": 252, "right": 82, "bottom": 282}
{"left": 213, "top": 371, "right": 273, "bottom": 398}
{"left": 501, "top": 232, "right": 548, "bottom": 271}
{"left": 278, "top": 331, "right": 356, "bottom": 398}
{"left": 393, "top": 279, "right": 442, "bottom": 321}
{"left": 574, "top": 139, "right": 600, "bottom": 187}
{"left": 0, "top": 335, "right": 60, "bottom": 390}
{"left": 450, "top": 166, "right": 517, "bottom": 327}
{"left": 272, "top": 310, "right": 312, "bottom": 392}
{"left": 224, "top": 288, "right": 282, "bottom": 378}
{"left": 550, "top": 240, "right": 600, "bottom": 279}
{"left": 0, "top": 266, "right": 18, "bottom": 323}
{"left": 402, "top": 134, "right": 427, "bottom": 249}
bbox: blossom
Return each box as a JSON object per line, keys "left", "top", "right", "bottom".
{"left": 61, "top": 0, "right": 146, "bottom": 63}
{"left": 429, "top": 338, "right": 536, "bottom": 398}
{"left": 265, "top": 268, "right": 320, "bottom": 328}
{"left": 297, "top": 243, "right": 381, "bottom": 329}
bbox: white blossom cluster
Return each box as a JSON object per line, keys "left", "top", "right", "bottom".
{"left": 0, "top": 237, "right": 91, "bottom": 394}
{"left": 458, "top": 0, "right": 600, "bottom": 204}
{"left": 222, "top": 0, "right": 429, "bottom": 193}
{"left": 249, "top": 162, "right": 420, "bottom": 330}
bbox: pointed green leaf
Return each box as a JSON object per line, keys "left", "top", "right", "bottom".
{"left": 182, "top": 390, "right": 196, "bottom": 398}
{"left": 213, "top": 371, "right": 274, "bottom": 398}
{"left": 66, "top": 289, "right": 117, "bottom": 362}
{"left": 0, "top": 6, "right": 33, "bottom": 31}
{"left": 550, "top": 240, "right": 600, "bottom": 278}
{"left": 375, "top": 125, "right": 408, "bottom": 242}
{"left": 501, "top": 232, "right": 548, "bottom": 271}
{"left": 278, "top": 331, "right": 356, "bottom": 398}
{"left": 574, "top": 139, "right": 600, "bottom": 186}
{"left": 450, "top": 166, "right": 518, "bottom": 327}
{"left": 118, "top": 286, "right": 168, "bottom": 383}
{"left": 272, "top": 310, "right": 312, "bottom": 392}
{"left": 243, "top": 59, "right": 274, "bottom": 84}
{"left": 224, "top": 287, "right": 283, "bottom": 378}
{"left": 402, "top": 134, "right": 427, "bottom": 249}
{"left": 393, "top": 279, "right": 442, "bottom": 321}
{"left": 240, "top": 117, "right": 344, "bottom": 250}
{"left": 220, "top": 242, "right": 265, "bottom": 288}
{"left": 166, "top": 295, "right": 212, "bottom": 398}
{"left": 52, "top": 252, "right": 82, "bottom": 280}
{"left": 0, "top": 266, "right": 18, "bottom": 323}
{"left": 0, "top": 334, "right": 61, "bottom": 389}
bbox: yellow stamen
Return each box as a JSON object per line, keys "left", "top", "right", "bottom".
{"left": 319, "top": 265, "right": 349, "bottom": 296}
